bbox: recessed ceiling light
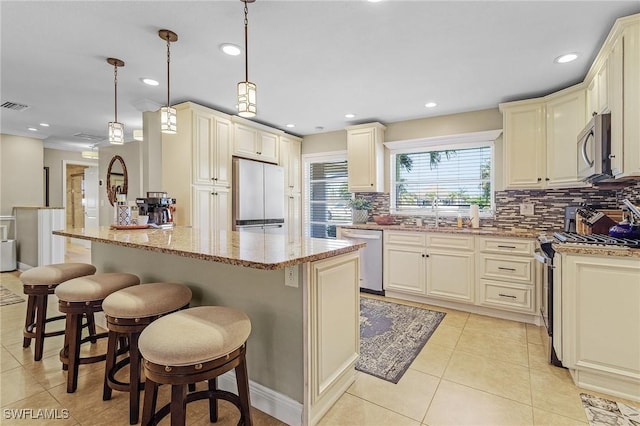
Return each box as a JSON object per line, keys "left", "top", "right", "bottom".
{"left": 39, "top": 123, "right": 50, "bottom": 127}
{"left": 220, "top": 43, "right": 241, "bottom": 56}
{"left": 28, "top": 127, "right": 38, "bottom": 131}
{"left": 315, "top": 126, "right": 324, "bottom": 131}
{"left": 425, "top": 102, "right": 437, "bottom": 108}
{"left": 555, "top": 53, "right": 578, "bottom": 64}
{"left": 285, "top": 124, "right": 295, "bottom": 128}
{"left": 142, "top": 78, "right": 159, "bottom": 86}
{"left": 345, "top": 113, "right": 356, "bottom": 119}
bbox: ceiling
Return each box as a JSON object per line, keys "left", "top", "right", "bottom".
{"left": 2, "top": 1, "right": 639, "bottom": 152}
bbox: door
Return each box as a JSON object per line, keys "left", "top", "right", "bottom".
{"left": 84, "top": 166, "right": 99, "bottom": 228}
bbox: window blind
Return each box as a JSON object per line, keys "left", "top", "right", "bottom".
{"left": 306, "top": 160, "right": 351, "bottom": 239}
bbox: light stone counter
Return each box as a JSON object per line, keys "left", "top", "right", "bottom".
{"left": 340, "top": 222, "right": 540, "bottom": 238}
{"left": 553, "top": 243, "right": 640, "bottom": 258}
{"left": 53, "top": 226, "right": 364, "bottom": 269}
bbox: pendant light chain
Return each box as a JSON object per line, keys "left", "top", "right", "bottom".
{"left": 166, "top": 36, "right": 171, "bottom": 108}
{"left": 244, "top": 1, "right": 249, "bottom": 82}
{"left": 113, "top": 63, "right": 118, "bottom": 122}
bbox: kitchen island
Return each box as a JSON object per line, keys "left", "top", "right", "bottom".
{"left": 53, "top": 226, "right": 365, "bottom": 426}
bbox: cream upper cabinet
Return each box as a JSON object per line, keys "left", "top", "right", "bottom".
{"left": 232, "top": 120, "right": 280, "bottom": 164}
{"left": 545, "top": 88, "right": 587, "bottom": 188}
{"left": 586, "top": 59, "right": 609, "bottom": 119}
{"left": 346, "top": 122, "right": 386, "bottom": 192}
{"left": 501, "top": 100, "right": 546, "bottom": 189}
{"left": 609, "top": 35, "right": 624, "bottom": 177}
{"left": 280, "top": 135, "right": 302, "bottom": 193}
{"left": 192, "top": 110, "right": 231, "bottom": 188}
{"left": 621, "top": 22, "right": 640, "bottom": 178}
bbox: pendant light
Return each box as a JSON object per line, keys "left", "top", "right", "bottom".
{"left": 107, "top": 58, "right": 125, "bottom": 145}
{"left": 237, "top": 0, "right": 257, "bottom": 118}
{"left": 158, "top": 29, "right": 178, "bottom": 134}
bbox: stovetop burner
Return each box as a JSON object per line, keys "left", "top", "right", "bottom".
{"left": 553, "top": 232, "right": 640, "bottom": 248}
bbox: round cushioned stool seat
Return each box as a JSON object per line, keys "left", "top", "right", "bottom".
{"left": 139, "top": 306, "right": 251, "bottom": 367}
{"left": 20, "top": 263, "right": 96, "bottom": 286}
{"left": 56, "top": 273, "right": 141, "bottom": 303}
{"left": 102, "top": 282, "right": 192, "bottom": 319}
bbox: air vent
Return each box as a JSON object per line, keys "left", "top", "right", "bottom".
{"left": 73, "top": 133, "right": 106, "bottom": 141}
{"left": 1, "top": 101, "right": 30, "bottom": 111}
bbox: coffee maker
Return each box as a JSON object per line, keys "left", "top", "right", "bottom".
{"left": 136, "top": 192, "right": 176, "bottom": 227}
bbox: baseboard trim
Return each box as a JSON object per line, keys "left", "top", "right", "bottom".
{"left": 218, "top": 370, "right": 303, "bottom": 426}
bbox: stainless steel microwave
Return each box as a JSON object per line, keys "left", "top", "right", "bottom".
{"left": 577, "top": 113, "right": 612, "bottom": 184}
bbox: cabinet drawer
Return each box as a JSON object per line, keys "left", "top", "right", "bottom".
{"left": 480, "top": 255, "right": 534, "bottom": 284}
{"left": 478, "top": 237, "right": 534, "bottom": 256}
{"left": 479, "top": 279, "right": 535, "bottom": 313}
{"left": 384, "top": 231, "right": 426, "bottom": 247}
{"left": 427, "top": 234, "right": 474, "bottom": 251}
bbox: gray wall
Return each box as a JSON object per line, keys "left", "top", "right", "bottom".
{"left": 0, "top": 134, "right": 44, "bottom": 215}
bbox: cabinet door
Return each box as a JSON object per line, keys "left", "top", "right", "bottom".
{"left": 503, "top": 103, "right": 546, "bottom": 189}
{"left": 282, "top": 137, "right": 301, "bottom": 193}
{"left": 622, "top": 24, "right": 640, "bottom": 178}
{"left": 286, "top": 193, "right": 301, "bottom": 243}
{"left": 383, "top": 244, "right": 426, "bottom": 295}
{"left": 347, "top": 124, "right": 384, "bottom": 192}
{"left": 546, "top": 89, "right": 587, "bottom": 188}
{"left": 609, "top": 36, "right": 624, "bottom": 177}
{"left": 425, "top": 249, "right": 475, "bottom": 303}
{"left": 259, "top": 131, "right": 279, "bottom": 164}
{"left": 193, "top": 112, "right": 215, "bottom": 185}
{"left": 233, "top": 123, "right": 259, "bottom": 158}
{"left": 192, "top": 185, "right": 230, "bottom": 240}
{"left": 213, "top": 117, "right": 232, "bottom": 188}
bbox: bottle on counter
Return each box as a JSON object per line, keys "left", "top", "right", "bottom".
{"left": 457, "top": 213, "right": 463, "bottom": 228}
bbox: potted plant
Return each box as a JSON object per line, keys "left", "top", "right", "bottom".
{"left": 348, "top": 197, "right": 372, "bottom": 224}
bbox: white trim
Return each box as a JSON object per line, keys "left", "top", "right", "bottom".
{"left": 302, "top": 150, "right": 347, "bottom": 161}
{"left": 384, "top": 129, "right": 502, "bottom": 151}
{"left": 218, "top": 370, "right": 303, "bottom": 426}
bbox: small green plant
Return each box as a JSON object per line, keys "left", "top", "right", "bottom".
{"left": 348, "top": 197, "right": 372, "bottom": 211}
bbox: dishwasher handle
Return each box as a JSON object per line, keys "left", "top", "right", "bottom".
{"left": 341, "top": 231, "right": 382, "bottom": 240}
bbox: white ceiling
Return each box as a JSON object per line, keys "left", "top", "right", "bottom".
{"left": 2, "top": 1, "right": 639, "bottom": 152}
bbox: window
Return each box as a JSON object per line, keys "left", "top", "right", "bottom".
{"left": 303, "top": 153, "right": 351, "bottom": 239}
{"left": 388, "top": 131, "right": 498, "bottom": 216}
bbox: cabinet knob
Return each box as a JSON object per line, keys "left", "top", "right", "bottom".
{"left": 256, "top": 151, "right": 262, "bottom": 155}
{"left": 537, "top": 177, "right": 542, "bottom": 182}
{"left": 545, "top": 177, "right": 550, "bottom": 181}
{"left": 211, "top": 192, "right": 218, "bottom": 196}
{"left": 609, "top": 154, "right": 616, "bottom": 159}
{"left": 370, "top": 183, "right": 374, "bottom": 186}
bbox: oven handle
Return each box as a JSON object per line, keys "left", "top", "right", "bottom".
{"left": 534, "top": 250, "right": 554, "bottom": 268}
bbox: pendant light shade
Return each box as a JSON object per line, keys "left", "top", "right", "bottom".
{"left": 107, "top": 58, "right": 125, "bottom": 145}
{"left": 159, "top": 29, "right": 178, "bottom": 134}
{"left": 237, "top": 0, "right": 257, "bottom": 118}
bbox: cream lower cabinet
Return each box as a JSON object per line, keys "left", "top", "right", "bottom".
{"left": 383, "top": 231, "right": 426, "bottom": 295}
{"left": 560, "top": 253, "right": 640, "bottom": 402}
{"left": 286, "top": 193, "right": 302, "bottom": 244}
{"left": 425, "top": 234, "right": 475, "bottom": 303}
{"left": 192, "top": 185, "right": 230, "bottom": 241}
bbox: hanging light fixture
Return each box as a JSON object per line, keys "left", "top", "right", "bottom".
{"left": 81, "top": 144, "right": 99, "bottom": 160}
{"left": 237, "top": 0, "right": 257, "bottom": 118}
{"left": 107, "top": 58, "right": 125, "bottom": 145}
{"left": 158, "top": 29, "right": 178, "bottom": 134}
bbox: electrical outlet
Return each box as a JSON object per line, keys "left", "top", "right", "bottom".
{"left": 520, "top": 203, "right": 535, "bottom": 216}
{"left": 285, "top": 266, "right": 299, "bottom": 288}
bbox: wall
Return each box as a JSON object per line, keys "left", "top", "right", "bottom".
{"left": 99, "top": 142, "right": 143, "bottom": 226}
{"left": 43, "top": 148, "right": 98, "bottom": 207}
{"left": 0, "top": 134, "right": 44, "bottom": 216}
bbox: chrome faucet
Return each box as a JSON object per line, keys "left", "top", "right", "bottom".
{"left": 432, "top": 197, "right": 439, "bottom": 227}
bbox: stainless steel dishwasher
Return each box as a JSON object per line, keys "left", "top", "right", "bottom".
{"left": 338, "top": 228, "right": 383, "bottom": 295}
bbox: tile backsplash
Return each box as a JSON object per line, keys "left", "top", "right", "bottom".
{"left": 357, "top": 180, "right": 640, "bottom": 232}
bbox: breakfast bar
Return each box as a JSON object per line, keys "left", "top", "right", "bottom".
{"left": 53, "top": 226, "right": 365, "bottom": 426}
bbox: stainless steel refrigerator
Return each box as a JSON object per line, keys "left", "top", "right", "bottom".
{"left": 232, "top": 157, "right": 285, "bottom": 233}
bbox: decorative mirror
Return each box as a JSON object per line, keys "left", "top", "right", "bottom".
{"left": 106, "top": 155, "right": 128, "bottom": 206}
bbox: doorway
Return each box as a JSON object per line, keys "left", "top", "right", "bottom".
{"left": 63, "top": 161, "right": 99, "bottom": 250}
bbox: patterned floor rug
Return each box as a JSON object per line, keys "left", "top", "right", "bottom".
{"left": 580, "top": 393, "right": 640, "bottom": 426}
{"left": 356, "top": 297, "right": 445, "bottom": 384}
{"left": 0, "top": 285, "right": 25, "bottom": 306}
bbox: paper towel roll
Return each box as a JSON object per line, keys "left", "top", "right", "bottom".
{"left": 470, "top": 204, "right": 480, "bottom": 228}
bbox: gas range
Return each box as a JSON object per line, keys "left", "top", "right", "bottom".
{"left": 552, "top": 232, "right": 640, "bottom": 249}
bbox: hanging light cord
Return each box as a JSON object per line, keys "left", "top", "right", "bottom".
{"left": 113, "top": 63, "right": 118, "bottom": 122}
{"left": 166, "top": 36, "right": 171, "bottom": 108}
{"left": 244, "top": 1, "right": 249, "bottom": 82}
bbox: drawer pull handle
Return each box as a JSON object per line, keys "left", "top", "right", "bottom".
{"left": 498, "top": 267, "right": 516, "bottom": 271}
{"left": 497, "top": 245, "right": 516, "bottom": 249}
{"left": 498, "top": 293, "right": 517, "bottom": 299}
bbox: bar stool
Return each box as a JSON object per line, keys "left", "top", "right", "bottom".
{"left": 20, "top": 263, "right": 97, "bottom": 361}
{"left": 55, "top": 272, "right": 140, "bottom": 393}
{"left": 102, "top": 282, "right": 193, "bottom": 425}
{"left": 139, "top": 306, "right": 253, "bottom": 426}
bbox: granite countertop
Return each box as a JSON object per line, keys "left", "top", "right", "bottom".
{"left": 552, "top": 243, "right": 640, "bottom": 258}
{"left": 339, "top": 223, "right": 540, "bottom": 239}
{"left": 14, "top": 206, "right": 64, "bottom": 209}
{"left": 53, "top": 226, "right": 365, "bottom": 270}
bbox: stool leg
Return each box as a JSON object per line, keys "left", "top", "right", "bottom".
{"left": 170, "top": 384, "right": 187, "bottom": 426}
{"left": 142, "top": 377, "right": 159, "bottom": 426}
{"left": 208, "top": 378, "right": 218, "bottom": 422}
{"left": 235, "top": 352, "right": 252, "bottom": 426}
{"left": 86, "top": 312, "right": 97, "bottom": 344}
{"left": 22, "top": 294, "right": 36, "bottom": 348}
{"left": 65, "top": 312, "right": 83, "bottom": 393}
{"left": 33, "top": 294, "right": 49, "bottom": 361}
{"left": 102, "top": 329, "right": 118, "bottom": 401}
{"left": 129, "top": 332, "right": 141, "bottom": 425}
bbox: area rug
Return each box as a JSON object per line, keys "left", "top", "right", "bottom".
{"left": 580, "top": 393, "right": 640, "bottom": 426}
{"left": 356, "top": 297, "right": 445, "bottom": 384}
{"left": 0, "top": 285, "right": 25, "bottom": 306}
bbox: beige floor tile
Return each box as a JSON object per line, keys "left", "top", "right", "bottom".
{"left": 443, "top": 350, "right": 531, "bottom": 404}
{"left": 464, "top": 313, "right": 527, "bottom": 343}
{"left": 423, "top": 380, "right": 534, "bottom": 426}
{"left": 1, "top": 346, "right": 21, "bottom": 372}
{"left": 529, "top": 367, "right": 588, "bottom": 422}
{"left": 422, "top": 305, "right": 469, "bottom": 329}
{"left": 347, "top": 369, "right": 439, "bottom": 421}
{"left": 410, "top": 343, "right": 453, "bottom": 378}
{"left": 455, "top": 327, "right": 529, "bottom": 367}
{"left": 425, "top": 325, "right": 462, "bottom": 350}
{"left": 0, "top": 366, "right": 47, "bottom": 406}
{"left": 528, "top": 342, "right": 554, "bottom": 372}
{"left": 0, "top": 390, "right": 78, "bottom": 425}
{"left": 318, "top": 392, "right": 420, "bottom": 426}
{"left": 20, "top": 351, "right": 74, "bottom": 390}
{"left": 533, "top": 407, "right": 588, "bottom": 425}
{"left": 526, "top": 323, "right": 545, "bottom": 345}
